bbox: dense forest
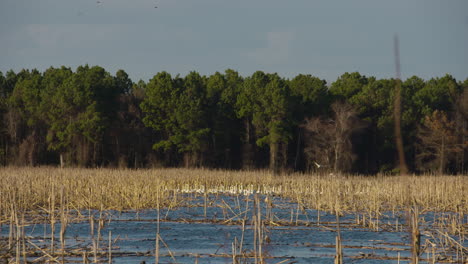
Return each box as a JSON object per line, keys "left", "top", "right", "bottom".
{"left": 0, "top": 65, "right": 466, "bottom": 174}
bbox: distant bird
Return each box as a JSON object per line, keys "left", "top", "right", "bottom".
{"left": 314, "top": 161, "right": 328, "bottom": 168}
{"left": 154, "top": 6, "right": 158, "bottom": 8}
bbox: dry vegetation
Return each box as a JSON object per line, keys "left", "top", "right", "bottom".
{"left": 0, "top": 167, "right": 467, "bottom": 218}
{"left": 0, "top": 167, "right": 467, "bottom": 263}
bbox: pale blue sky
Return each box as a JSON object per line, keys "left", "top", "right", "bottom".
{"left": 1, "top": 0, "right": 467, "bottom": 83}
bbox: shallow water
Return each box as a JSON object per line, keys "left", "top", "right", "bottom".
{"left": 0, "top": 194, "right": 466, "bottom": 263}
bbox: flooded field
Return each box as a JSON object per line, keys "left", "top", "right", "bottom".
{"left": 1, "top": 193, "right": 467, "bottom": 263}
{"left": 1, "top": 168, "right": 467, "bottom": 263}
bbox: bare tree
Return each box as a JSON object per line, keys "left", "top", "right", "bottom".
{"left": 303, "top": 116, "right": 334, "bottom": 171}
{"left": 303, "top": 101, "right": 365, "bottom": 173}
{"left": 454, "top": 88, "right": 468, "bottom": 172}
{"left": 416, "top": 110, "right": 465, "bottom": 174}
{"left": 331, "top": 102, "right": 366, "bottom": 172}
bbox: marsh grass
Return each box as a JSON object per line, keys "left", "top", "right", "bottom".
{"left": 0, "top": 167, "right": 467, "bottom": 262}
{"left": 0, "top": 167, "right": 466, "bottom": 217}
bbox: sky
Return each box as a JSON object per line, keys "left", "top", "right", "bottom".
{"left": 0, "top": 0, "right": 467, "bottom": 84}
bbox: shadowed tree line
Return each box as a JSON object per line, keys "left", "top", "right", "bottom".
{"left": 0, "top": 66, "right": 466, "bottom": 174}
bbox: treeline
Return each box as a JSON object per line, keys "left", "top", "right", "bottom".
{"left": 0, "top": 66, "right": 466, "bottom": 174}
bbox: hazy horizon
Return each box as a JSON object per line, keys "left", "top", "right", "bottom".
{"left": 1, "top": 0, "right": 467, "bottom": 83}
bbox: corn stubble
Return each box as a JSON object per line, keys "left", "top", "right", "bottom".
{"left": 0, "top": 167, "right": 466, "bottom": 263}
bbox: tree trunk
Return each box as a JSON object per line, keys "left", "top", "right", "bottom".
{"left": 134, "top": 151, "right": 138, "bottom": 168}
{"left": 269, "top": 141, "right": 279, "bottom": 175}
{"left": 439, "top": 138, "right": 445, "bottom": 175}
{"left": 93, "top": 142, "right": 98, "bottom": 167}
{"left": 334, "top": 141, "right": 340, "bottom": 173}
{"left": 294, "top": 128, "right": 301, "bottom": 170}
{"left": 196, "top": 151, "right": 202, "bottom": 167}
{"left": 60, "top": 153, "right": 64, "bottom": 168}
{"left": 459, "top": 119, "right": 466, "bottom": 173}
{"left": 184, "top": 152, "right": 190, "bottom": 168}
{"left": 242, "top": 119, "right": 254, "bottom": 169}
{"left": 281, "top": 142, "right": 287, "bottom": 171}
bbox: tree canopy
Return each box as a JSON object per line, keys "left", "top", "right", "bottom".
{"left": 0, "top": 65, "right": 466, "bottom": 174}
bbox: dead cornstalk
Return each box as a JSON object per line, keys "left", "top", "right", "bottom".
{"left": 155, "top": 188, "right": 160, "bottom": 264}
{"left": 334, "top": 211, "right": 343, "bottom": 264}
{"left": 59, "top": 186, "right": 68, "bottom": 263}
{"left": 409, "top": 206, "right": 421, "bottom": 264}
{"left": 108, "top": 231, "right": 112, "bottom": 264}
{"left": 50, "top": 185, "right": 56, "bottom": 256}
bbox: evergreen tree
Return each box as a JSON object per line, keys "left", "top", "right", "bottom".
{"left": 236, "top": 71, "right": 270, "bottom": 169}
{"left": 45, "top": 65, "right": 115, "bottom": 166}
{"left": 7, "top": 69, "right": 46, "bottom": 165}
